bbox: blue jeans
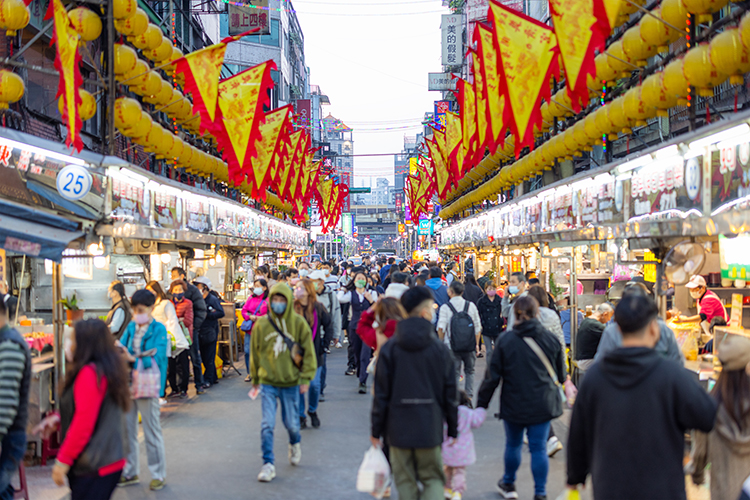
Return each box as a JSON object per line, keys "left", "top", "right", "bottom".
{"left": 244, "top": 333, "right": 251, "bottom": 374}
{"left": 261, "top": 385, "right": 301, "bottom": 465}
{"left": 299, "top": 366, "right": 323, "bottom": 417}
{"left": 0, "top": 429, "right": 26, "bottom": 500}
{"left": 320, "top": 352, "right": 327, "bottom": 395}
{"left": 503, "top": 420, "right": 551, "bottom": 497}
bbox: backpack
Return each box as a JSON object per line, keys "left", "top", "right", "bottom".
{"left": 447, "top": 301, "right": 476, "bottom": 353}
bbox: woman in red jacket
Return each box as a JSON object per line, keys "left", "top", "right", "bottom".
{"left": 357, "top": 297, "right": 406, "bottom": 355}
{"left": 168, "top": 280, "right": 193, "bottom": 398}
{"left": 35, "top": 319, "right": 131, "bottom": 500}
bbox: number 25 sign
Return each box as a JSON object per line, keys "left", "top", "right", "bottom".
{"left": 56, "top": 164, "right": 92, "bottom": 201}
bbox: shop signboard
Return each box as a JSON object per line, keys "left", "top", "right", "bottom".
{"left": 547, "top": 187, "right": 574, "bottom": 230}
{"left": 296, "top": 99, "right": 311, "bottom": 130}
{"left": 111, "top": 176, "right": 150, "bottom": 225}
{"left": 466, "top": 0, "right": 489, "bottom": 21}
{"left": 0, "top": 249, "right": 5, "bottom": 284}
{"left": 730, "top": 293, "right": 744, "bottom": 327}
{"left": 153, "top": 190, "right": 182, "bottom": 230}
{"left": 418, "top": 219, "right": 433, "bottom": 236}
{"left": 342, "top": 212, "right": 352, "bottom": 235}
{"left": 719, "top": 233, "right": 750, "bottom": 280}
{"left": 184, "top": 196, "right": 211, "bottom": 233}
{"left": 629, "top": 155, "right": 702, "bottom": 220}
{"left": 213, "top": 205, "right": 237, "bottom": 236}
{"left": 441, "top": 14, "right": 462, "bottom": 66}
{"left": 428, "top": 73, "right": 457, "bottom": 91}
{"left": 227, "top": 0, "right": 270, "bottom": 36}
{"left": 710, "top": 142, "right": 750, "bottom": 214}
{"left": 398, "top": 223, "right": 406, "bottom": 234}
{"left": 434, "top": 101, "right": 451, "bottom": 131}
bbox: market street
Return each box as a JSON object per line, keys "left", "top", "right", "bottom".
{"left": 27, "top": 349, "right": 571, "bottom": 500}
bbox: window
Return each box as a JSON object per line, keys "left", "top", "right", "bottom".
{"left": 337, "top": 144, "right": 342, "bottom": 154}
{"left": 256, "top": 18, "right": 281, "bottom": 47}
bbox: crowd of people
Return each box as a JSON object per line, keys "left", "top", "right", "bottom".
{"left": 0, "top": 254, "right": 747, "bottom": 500}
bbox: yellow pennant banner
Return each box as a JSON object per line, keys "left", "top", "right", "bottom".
{"left": 445, "top": 111, "right": 464, "bottom": 181}
{"left": 472, "top": 49, "right": 489, "bottom": 162}
{"left": 458, "top": 78, "right": 477, "bottom": 169}
{"left": 250, "top": 106, "right": 291, "bottom": 199}
{"left": 476, "top": 23, "right": 507, "bottom": 155}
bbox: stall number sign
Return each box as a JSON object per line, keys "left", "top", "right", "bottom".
{"left": 56, "top": 164, "right": 92, "bottom": 201}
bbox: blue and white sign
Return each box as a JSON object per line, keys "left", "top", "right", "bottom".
{"left": 418, "top": 219, "right": 433, "bottom": 236}
{"left": 56, "top": 164, "right": 92, "bottom": 201}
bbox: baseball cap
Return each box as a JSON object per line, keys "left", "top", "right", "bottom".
{"left": 308, "top": 270, "right": 326, "bottom": 281}
{"left": 686, "top": 275, "right": 706, "bottom": 289}
{"left": 194, "top": 276, "right": 212, "bottom": 289}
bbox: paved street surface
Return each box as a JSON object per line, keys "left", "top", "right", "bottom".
{"left": 28, "top": 347, "right": 573, "bottom": 500}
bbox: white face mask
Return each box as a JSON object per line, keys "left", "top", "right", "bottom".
{"left": 300, "top": 269, "right": 309, "bottom": 277}
{"left": 253, "top": 287, "right": 263, "bottom": 296}
{"left": 324, "top": 269, "right": 331, "bottom": 277}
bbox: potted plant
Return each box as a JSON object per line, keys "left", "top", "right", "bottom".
{"left": 59, "top": 293, "right": 84, "bottom": 323}
{"left": 233, "top": 276, "right": 244, "bottom": 291}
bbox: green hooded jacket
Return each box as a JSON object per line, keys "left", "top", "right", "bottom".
{"left": 250, "top": 283, "right": 317, "bottom": 387}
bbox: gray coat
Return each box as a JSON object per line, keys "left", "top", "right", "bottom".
{"left": 317, "top": 285, "right": 341, "bottom": 338}
{"left": 594, "top": 319, "right": 684, "bottom": 366}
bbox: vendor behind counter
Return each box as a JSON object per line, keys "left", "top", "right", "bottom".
{"left": 674, "top": 276, "right": 727, "bottom": 352}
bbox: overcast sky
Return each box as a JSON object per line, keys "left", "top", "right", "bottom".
{"left": 294, "top": 0, "right": 446, "bottom": 187}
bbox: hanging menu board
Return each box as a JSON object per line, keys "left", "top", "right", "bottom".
{"left": 111, "top": 177, "right": 150, "bottom": 225}
{"left": 153, "top": 190, "right": 182, "bottom": 230}
{"left": 630, "top": 155, "right": 702, "bottom": 219}
{"left": 711, "top": 142, "right": 750, "bottom": 213}
{"left": 184, "top": 197, "right": 212, "bottom": 233}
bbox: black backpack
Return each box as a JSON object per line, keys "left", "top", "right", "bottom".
{"left": 447, "top": 301, "right": 476, "bottom": 353}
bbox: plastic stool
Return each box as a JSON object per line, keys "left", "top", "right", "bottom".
{"left": 13, "top": 463, "right": 28, "bottom": 500}
{"left": 40, "top": 435, "right": 58, "bottom": 466}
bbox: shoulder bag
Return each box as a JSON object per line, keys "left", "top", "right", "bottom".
{"left": 241, "top": 301, "right": 264, "bottom": 333}
{"left": 523, "top": 337, "right": 566, "bottom": 404}
{"left": 268, "top": 319, "right": 304, "bottom": 370}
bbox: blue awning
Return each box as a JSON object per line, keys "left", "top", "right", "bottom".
{"left": 0, "top": 200, "right": 83, "bottom": 262}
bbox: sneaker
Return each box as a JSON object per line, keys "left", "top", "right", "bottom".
{"left": 324, "top": 348, "right": 331, "bottom": 354}
{"left": 149, "top": 479, "right": 165, "bottom": 491}
{"left": 496, "top": 482, "right": 518, "bottom": 499}
{"left": 547, "top": 436, "right": 563, "bottom": 457}
{"left": 309, "top": 411, "right": 320, "bottom": 428}
{"left": 335, "top": 342, "right": 343, "bottom": 349}
{"left": 319, "top": 394, "right": 326, "bottom": 402}
{"left": 444, "top": 488, "right": 453, "bottom": 499}
{"left": 477, "top": 352, "right": 484, "bottom": 358}
{"left": 300, "top": 416, "right": 307, "bottom": 429}
{"left": 358, "top": 383, "right": 367, "bottom": 394}
{"left": 202, "top": 383, "right": 212, "bottom": 389}
{"left": 158, "top": 398, "right": 168, "bottom": 406}
{"left": 177, "top": 391, "right": 188, "bottom": 399}
{"left": 167, "top": 391, "right": 181, "bottom": 399}
{"left": 289, "top": 443, "right": 302, "bottom": 466}
{"left": 245, "top": 374, "right": 253, "bottom": 382}
{"left": 342, "top": 338, "right": 349, "bottom": 345}
{"left": 196, "top": 387, "right": 206, "bottom": 395}
{"left": 451, "top": 492, "right": 462, "bottom": 500}
{"left": 257, "top": 463, "right": 276, "bottom": 482}
{"left": 118, "top": 475, "right": 139, "bottom": 487}
{"left": 345, "top": 368, "right": 356, "bottom": 376}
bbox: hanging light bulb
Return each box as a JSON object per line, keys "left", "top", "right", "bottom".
{"left": 209, "top": 258, "right": 216, "bottom": 266}
{"left": 160, "top": 252, "right": 171, "bottom": 264}
{"left": 216, "top": 252, "right": 222, "bottom": 264}
{"left": 93, "top": 256, "right": 108, "bottom": 269}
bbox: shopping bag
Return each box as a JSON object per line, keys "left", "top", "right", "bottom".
{"left": 356, "top": 445, "right": 391, "bottom": 499}
{"left": 131, "top": 357, "right": 161, "bottom": 399}
{"left": 564, "top": 379, "right": 578, "bottom": 408}
{"left": 554, "top": 489, "right": 580, "bottom": 500}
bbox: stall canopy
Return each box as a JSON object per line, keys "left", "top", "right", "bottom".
{"left": 0, "top": 198, "right": 83, "bottom": 262}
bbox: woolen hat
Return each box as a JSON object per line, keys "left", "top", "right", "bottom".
{"left": 718, "top": 335, "right": 750, "bottom": 371}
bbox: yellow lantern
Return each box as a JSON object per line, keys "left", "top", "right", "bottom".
{"left": 68, "top": 7, "right": 101, "bottom": 42}
{"left": 141, "top": 124, "right": 164, "bottom": 150}
{"left": 549, "top": 134, "right": 566, "bottom": 159}
{"left": 641, "top": 71, "right": 678, "bottom": 117}
{"left": 681, "top": 0, "right": 729, "bottom": 24}
{"left": 661, "top": 0, "right": 690, "bottom": 31}
{"left": 640, "top": 7, "right": 681, "bottom": 52}
{"left": 113, "top": 44, "right": 137, "bottom": 76}
{"left": 113, "top": 0, "right": 137, "bottom": 20}
{"left": 79, "top": 89, "right": 97, "bottom": 121}
{"left": 606, "top": 40, "right": 635, "bottom": 78}
{"left": 144, "top": 37, "right": 173, "bottom": 62}
{"left": 122, "top": 59, "right": 149, "bottom": 87}
{"left": 129, "top": 24, "right": 162, "bottom": 51}
{"left": 624, "top": 86, "right": 655, "bottom": 127}
{"left": 663, "top": 57, "right": 690, "bottom": 105}
{"left": 0, "top": 0, "right": 29, "bottom": 36}
{"left": 135, "top": 71, "right": 162, "bottom": 97}
{"left": 154, "top": 131, "right": 174, "bottom": 158}
{"left": 709, "top": 28, "right": 750, "bottom": 86}
{"left": 741, "top": 12, "right": 750, "bottom": 51}
{"left": 540, "top": 101, "right": 553, "bottom": 131}
{"left": 0, "top": 70, "right": 23, "bottom": 109}
{"left": 583, "top": 113, "right": 601, "bottom": 145}
{"left": 122, "top": 111, "right": 152, "bottom": 138}
{"left": 572, "top": 121, "right": 589, "bottom": 151}
{"left": 563, "top": 129, "right": 579, "bottom": 157}
{"left": 683, "top": 44, "right": 727, "bottom": 96}
{"left": 144, "top": 80, "right": 173, "bottom": 107}
{"left": 620, "top": 0, "right": 646, "bottom": 17}
{"left": 114, "top": 97, "right": 142, "bottom": 128}
{"left": 177, "top": 142, "right": 193, "bottom": 166}
{"left": 606, "top": 96, "right": 632, "bottom": 135}
{"left": 594, "top": 106, "right": 615, "bottom": 140}
{"left": 175, "top": 100, "right": 192, "bottom": 121}
{"left": 595, "top": 53, "right": 617, "bottom": 86}
{"left": 114, "top": 7, "right": 147, "bottom": 36}
{"left": 622, "top": 24, "right": 657, "bottom": 66}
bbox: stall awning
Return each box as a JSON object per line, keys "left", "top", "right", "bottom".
{"left": 0, "top": 199, "right": 83, "bottom": 262}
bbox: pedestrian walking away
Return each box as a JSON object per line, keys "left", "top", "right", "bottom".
{"left": 567, "top": 290, "right": 717, "bottom": 500}
{"left": 477, "top": 296, "right": 566, "bottom": 500}
{"left": 35, "top": 319, "right": 130, "bottom": 500}
{"left": 310, "top": 270, "right": 341, "bottom": 397}
{"left": 371, "top": 286, "right": 458, "bottom": 500}
{"left": 250, "top": 283, "right": 317, "bottom": 483}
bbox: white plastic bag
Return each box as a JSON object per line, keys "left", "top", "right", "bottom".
{"left": 356, "top": 445, "right": 391, "bottom": 499}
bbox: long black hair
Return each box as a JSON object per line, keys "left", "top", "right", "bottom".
{"left": 63, "top": 319, "right": 131, "bottom": 411}
{"left": 345, "top": 270, "right": 369, "bottom": 292}
{"left": 464, "top": 273, "right": 479, "bottom": 287}
{"left": 110, "top": 281, "right": 131, "bottom": 312}
{"left": 714, "top": 368, "right": 750, "bottom": 431}
{"left": 254, "top": 278, "right": 269, "bottom": 299}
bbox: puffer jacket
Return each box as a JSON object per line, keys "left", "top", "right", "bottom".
{"left": 172, "top": 298, "right": 194, "bottom": 341}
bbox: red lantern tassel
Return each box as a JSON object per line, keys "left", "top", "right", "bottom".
{"left": 706, "top": 104, "right": 711, "bottom": 124}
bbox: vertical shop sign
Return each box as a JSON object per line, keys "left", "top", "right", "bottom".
{"left": 441, "top": 14, "right": 462, "bottom": 66}
{"left": 434, "top": 101, "right": 451, "bottom": 131}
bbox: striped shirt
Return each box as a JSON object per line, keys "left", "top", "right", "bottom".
{"left": 0, "top": 339, "right": 27, "bottom": 438}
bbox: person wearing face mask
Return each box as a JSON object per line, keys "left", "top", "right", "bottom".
{"left": 167, "top": 281, "right": 194, "bottom": 398}
{"left": 34, "top": 319, "right": 129, "bottom": 500}
{"left": 118, "top": 290, "right": 168, "bottom": 491}
{"left": 371, "top": 286, "right": 458, "bottom": 500}
{"left": 298, "top": 262, "right": 311, "bottom": 279}
{"left": 675, "top": 275, "right": 727, "bottom": 332}
{"left": 338, "top": 272, "right": 378, "bottom": 393}
{"left": 106, "top": 281, "right": 132, "bottom": 340}
{"left": 293, "top": 279, "right": 333, "bottom": 429}
{"left": 320, "top": 262, "right": 338, "bottom": 291}
{"left": 250, "top": 283, "right": 317, "bottom": 483}
{"left": 309, "top": 270, "right": 341, "bottom": 399}
{"left": 193, "top": 277, "right": 225, "bottom": 389}
{"left": 286, "top": 269, "right": 300, "bottom": 287}
{"left": 242, "top": 279, "right": 269, "bottom": 382}
{"left": 502, "top": 272, "right": 529, "bottom": 331}
{"left": 170, "top": 267, "right": 206, "bottom": 395}
{"left": 477, "top": 282, "right": 504, "bottom": 361}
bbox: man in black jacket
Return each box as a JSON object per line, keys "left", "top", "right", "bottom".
{"left": 172, "top": 267, "right": 207, "bottom": 393}
{"left": 566, "top": 291, "right": 717, "bottom": 500}
{"left": 194, "top": 277, "right": 225, "bottom": 388}
{"left": 371, "top": 287, "right": 458, "bottom": 500}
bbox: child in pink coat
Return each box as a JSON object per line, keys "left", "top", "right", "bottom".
{"left": 442, "top": 391, "right": 486, "bottom": 500}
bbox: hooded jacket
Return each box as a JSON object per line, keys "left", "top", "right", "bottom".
{"left": 250, "top": 283, "right": 317, "bottom": 387}
{"left": 425, "top": 278, "right": 449, "bottom": 308}
{"left": 372, "top": 316, "right": 458, "bottom": 449}
{"left": 567, "top": 347, "right": 717, "bottom": 500}
{"left": 477, "top": 318, "right": 565, "bottom": 425}
{"left": 184, "top": 283, "right": 207, "bottom": 332}
{"left": 316, "top": 285, "right": 341, "bottom": 339}
{"left": 688, "top": 391, "right": 750, "bottom": 500}
{"left": 384, "top": 283, "right": 409, "bottom": 300}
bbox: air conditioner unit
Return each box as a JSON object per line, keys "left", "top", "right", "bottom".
{"left": 121, "top": 239, "right": 159, "bottom": 255}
